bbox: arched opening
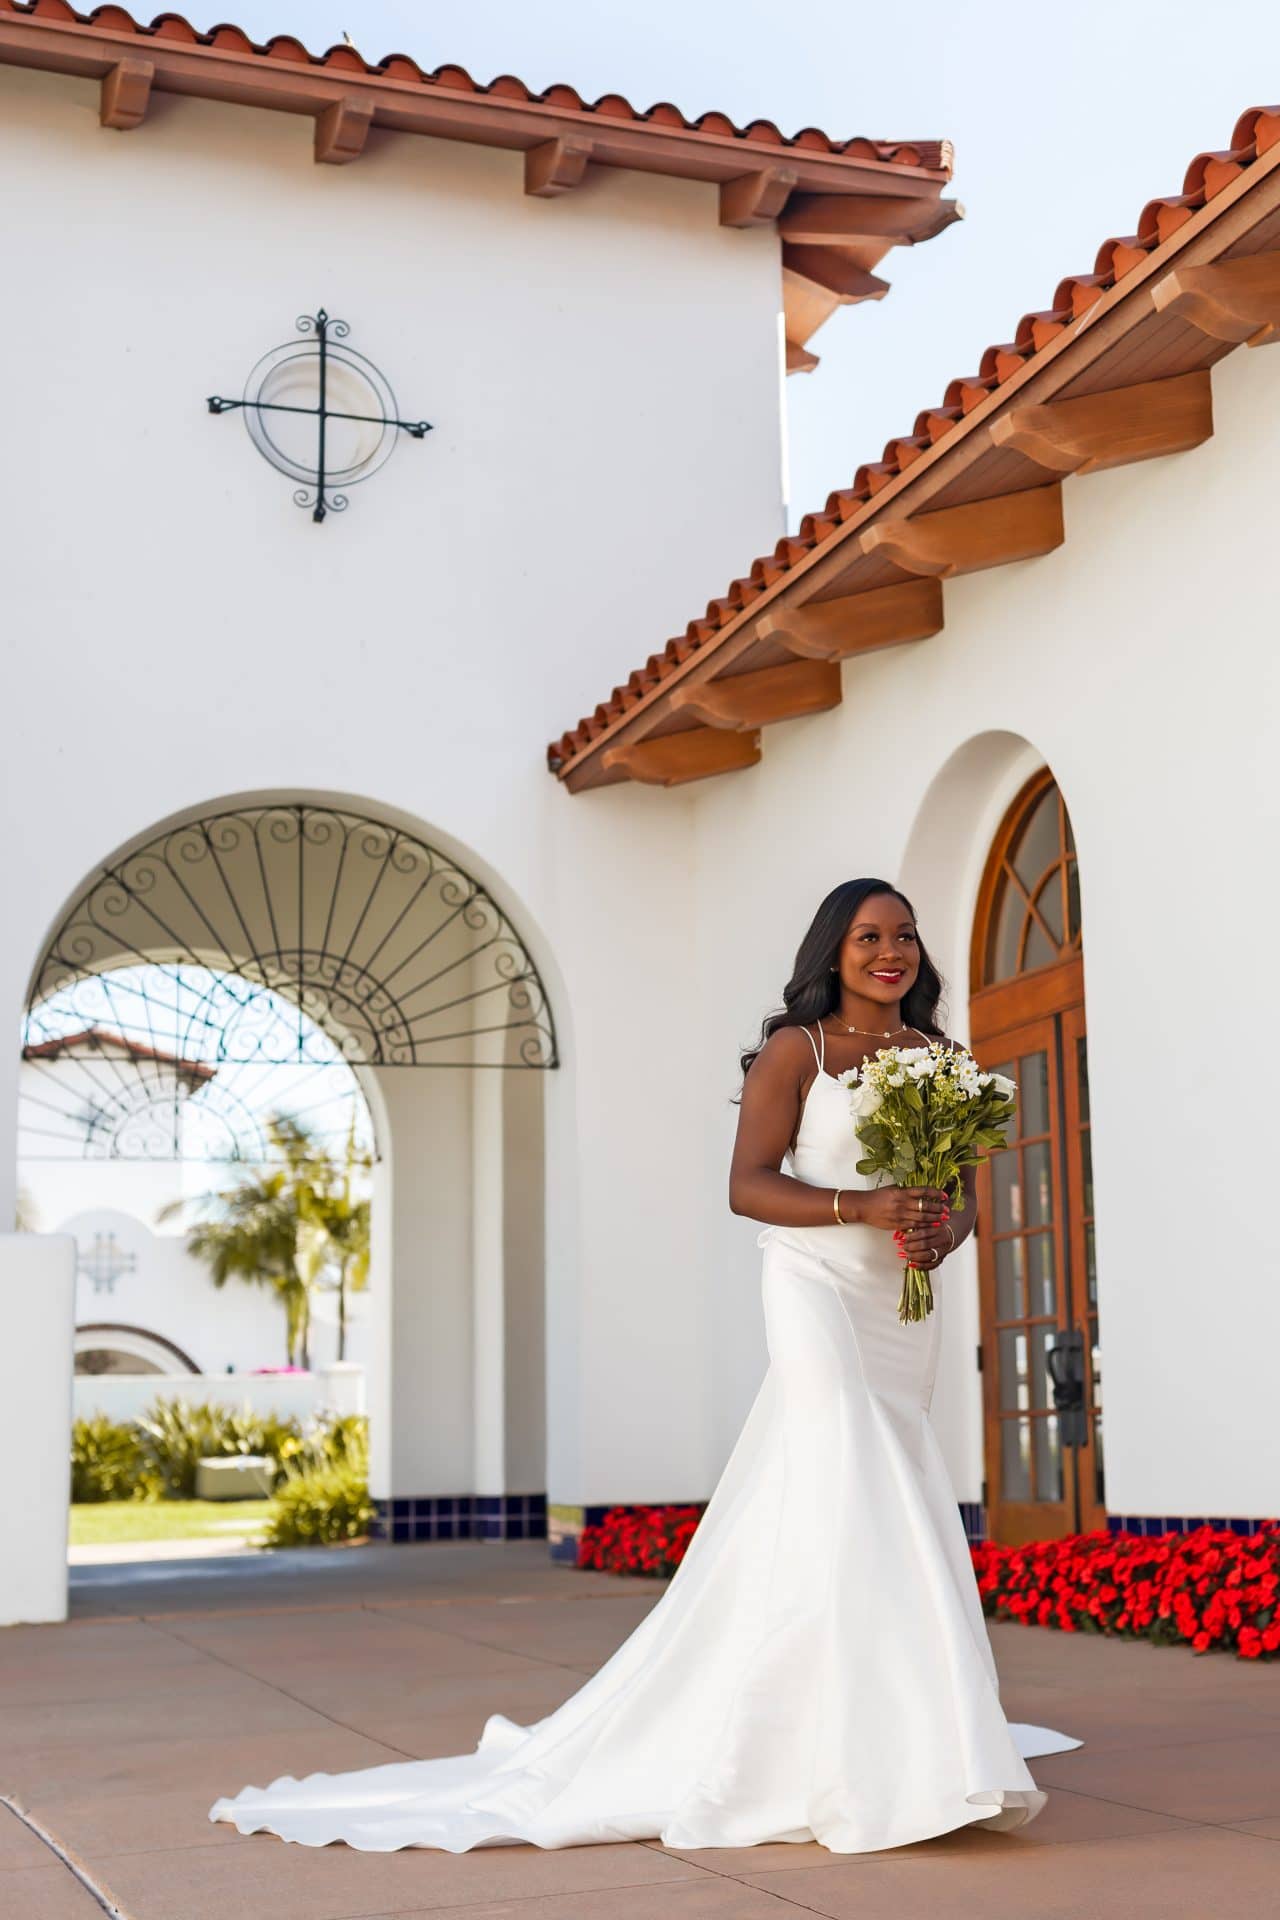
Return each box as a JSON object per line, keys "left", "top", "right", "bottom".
{"left": 970, "top": 768, "right": 1103, "bottom": 1544}
{"left": 23, "top": 798, "right": 558, "bottom": 1553}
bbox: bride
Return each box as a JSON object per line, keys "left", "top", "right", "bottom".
{"left": 210, "top": 877, "right": 1079, "bottom": 1854}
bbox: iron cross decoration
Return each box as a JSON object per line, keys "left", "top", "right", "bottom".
{"left": 207, "top": 309, "right": 431, "bottom": 523}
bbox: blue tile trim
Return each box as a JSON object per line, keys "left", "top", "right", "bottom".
{"left": 371, "top": 1494, "right": 549, "bottom": 1543}
{"left": 958, "top": 1501, "right": 987, "bottom": 1545}
{"left": 1106, "top": 1514, "right": 1272, "bottom": 1538}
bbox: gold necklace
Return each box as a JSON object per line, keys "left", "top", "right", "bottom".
{"left": 828, "top": 1017, "right": 917, "bottom": 1041}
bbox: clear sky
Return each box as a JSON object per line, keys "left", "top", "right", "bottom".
{"left": 180, "top": 0, "right": 1278, "bottom": 527}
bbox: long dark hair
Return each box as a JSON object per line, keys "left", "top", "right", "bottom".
{"left": 739, "top": 878, "right": 945, "bottom": 1082}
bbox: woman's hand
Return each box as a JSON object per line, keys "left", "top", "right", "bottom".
{"left": 852, "top": 1186, "right": 950, "bottom": 1233}
{"left": 895, "top": 1220, "right": 954, "bottom": 1269}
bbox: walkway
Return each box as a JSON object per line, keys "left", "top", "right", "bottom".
{"left": 2, "top": 1541, "right": 1278, "bottom": 1918}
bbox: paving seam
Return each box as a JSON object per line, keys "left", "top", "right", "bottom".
{"left": 141, "top": 1615, "right": 423, "bottom": 1759}
{"left": 0, "top": 1795, "right": 131, "bottom": 1917}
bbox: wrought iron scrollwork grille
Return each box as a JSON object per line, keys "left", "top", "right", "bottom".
{"left": 29, "top": 806, "right": 558, "bottom": 1072}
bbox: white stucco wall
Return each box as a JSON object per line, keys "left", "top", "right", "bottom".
{"left": 0, "top": 61, "right": 786, "bottom": 1571}
{"left": 692, "top": 338, "right": 1280, "bottom": 1521}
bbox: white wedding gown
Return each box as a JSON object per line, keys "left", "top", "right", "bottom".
{"left": 210, "top": 1022, "right": 1079, "bottom": 1853}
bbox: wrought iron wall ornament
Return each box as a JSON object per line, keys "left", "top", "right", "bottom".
{"left": 207, "top": 310, "right": 431, "bottom": 522}
{"left": 29, "top": 805, "right": 558, "bottom": 1074}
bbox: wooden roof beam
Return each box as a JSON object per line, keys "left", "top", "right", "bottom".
{"left": 315, "top": 95, "right": 373, "bottom": 164}
{"left": 756, "top": 578, "right": 944, "bottom": 659}
{"left": 601, "top": 728, "right": 761, "bottom": 787}
{"left": 989, "top": 369, "right": 1213, "bottom": 474}
{"left": 859, "top": 484, "right": 1064, "bottom": 578}
{"left": 668, "top": 659, "right": 841, "bottom": 731}
{"left": 100, "top": 57, "right": 152, "bottom": 130}
{"left": 719, "top": 167, "right": 799, "bottom": 228}
{"left": 1150, "top": 253, "right": 1280, "bottom": 347}
{"left": 781, "top": 246, "right": 890, "bottom": 304}
{"left": 780, "top": 193, "right": 961, "bottom": 248}
{"left": 525, "top": 136, "right": 593, "bottom": 197}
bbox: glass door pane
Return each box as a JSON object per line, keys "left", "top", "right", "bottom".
{"left": 975, "top": 1015, "right": 1073, "bottom": 1545}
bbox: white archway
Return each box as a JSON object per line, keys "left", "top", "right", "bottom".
{"left": 20, "top": 789, "right": 564, "bottom": 1575}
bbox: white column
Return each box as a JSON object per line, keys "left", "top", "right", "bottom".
{"left": 1, "top": 1233, "right": 76, "bottom": 1625}
{"left": 369, "top": 1067, "right": 474, "bottom": 1498}
{"left": 471, "top": 1068, "right": 505, "bottom": 1494}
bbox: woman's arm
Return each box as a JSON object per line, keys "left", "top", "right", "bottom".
{"left": 728, "top": 1028, "right": 947, "bottom": 1231}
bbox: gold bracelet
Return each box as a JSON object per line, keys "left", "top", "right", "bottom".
{"left": 833, "top": 1188, "right": 844, "bottom": 1224}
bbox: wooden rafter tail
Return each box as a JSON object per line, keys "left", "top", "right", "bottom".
{"left": 600, "top": 728, "right": 762, "bottom": 787}
{"left": 859, "top": 485, "right": 1064, "bottom": 579}
{"left": 786, "top": 340, "right": 820, "bottom": 374}
{"left": 525, "top": 136, "right": 593, "bottom": 198}
{"left": 719, "top": 167, "right": 799, "bottom": 228}
{"left": 782, "top": 246, "right": 890, "bottom": 303}
{"left": 668, "top": 659, "right": 841, "bottom": 731}
{"left": 1150, "top": 254, "right": 1280, "bottom": 347}
{"left": 100, "top": 57, "right": 153, "bottom": 131}
{"left": 315, "top": 95, "right": 374, "bottom": 165}
{"left": 779, "top": 193, "right": 962, "bottom": 249}
{"left": 989, "top": 370, "right": 1214, "bottom": 475}
{"left": 756, "top": 577, "right": 944, "bottom": 660}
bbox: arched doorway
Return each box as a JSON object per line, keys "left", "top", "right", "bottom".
{"left": 970, "top": 768, "right": 1103, "bottom": 1544}
{"left": 23, "top": 798, "right": 558, "bottom": 1546}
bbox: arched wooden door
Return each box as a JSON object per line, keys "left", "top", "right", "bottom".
{"left": 970, "top": 770, "right": 1104, "bottom": 1544}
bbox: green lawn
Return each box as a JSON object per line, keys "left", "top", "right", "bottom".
{"left": 69, "top": 1499, "right": 273, "bottom": 1546}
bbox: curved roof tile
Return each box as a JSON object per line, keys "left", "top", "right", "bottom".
{"left": 549, "top": 102, "right": 1280, "bottom": 773}
{"left": 2, "top": 0, "right": 950, "bottom": 168}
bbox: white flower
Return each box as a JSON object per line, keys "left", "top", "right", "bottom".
{"left": 886, "top": 1070, "right": 906, "bottom": 1087}
{"left": 849, "top": 1081, "right": 883, "bottom": 1119}
{"left": 991, "top": 1072, "right": 1017, "bottom": 1099}
{"left": 835, "top": 1066, "right": 860, "bottom": 1089}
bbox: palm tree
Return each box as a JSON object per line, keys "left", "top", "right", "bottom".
{"left": 160, "top": 1117, "right": 326, "bottom": 1367}
{"left": 303, "top": 1114, "right": 371, "bottom": 1361}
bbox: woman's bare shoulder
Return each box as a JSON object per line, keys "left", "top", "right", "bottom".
{"left": 750, "top": 1024, "right": 816, "bottom": 1075}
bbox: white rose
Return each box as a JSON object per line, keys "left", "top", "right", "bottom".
{"left": 850, "top": 1081, "right": 883, "bottom": 1119}
{"left": 991, "top": 1073, "right": 1017, "bottom": 1099}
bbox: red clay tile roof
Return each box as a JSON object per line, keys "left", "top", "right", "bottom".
{"left": 548, "top": 103, "right": 1280, "bottom": 779}
{"left": 0, "top": 1, "right": 950, "bottom": 174}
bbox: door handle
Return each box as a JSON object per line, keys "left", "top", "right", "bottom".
{"left": 1045, "top": 1328, "right": 1087, "bottom": 1446}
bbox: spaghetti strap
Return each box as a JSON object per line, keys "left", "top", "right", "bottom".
{"left": 801, "top": 1022, "right": 825, "bottom": 1073}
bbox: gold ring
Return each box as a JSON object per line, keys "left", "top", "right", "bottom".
{"left": 918, "top": 1196, "right": 924, "bottom": 1213}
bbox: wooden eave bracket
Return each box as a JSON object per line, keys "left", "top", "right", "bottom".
{"left": 989, "top": 369, "right": 1213, "bottom": 474}
{"left": 780, "top": 192, "right": 962, "bottom": 248}
{"left": 315, "top": 94, "right": 374, "bottom": 164}
{"left": 100, "top": 57, "right": 153, "bottom": 131}
{"left": 1150, "top": 253, "right": 1280, "bottom": 347}
{"left": 525, "top": 136, "right": 594, "bottom": 197}
{"left": 601, "top": 728, "right": 762, "bottom": 787}
{"left": 756, "top": 578, "right": 944, "bottom": 659}
{"left": 719, "top": 166, "right": 799, "bottom": 228}
{"left": 782, "top": 245, "right": 890, "bottom": 304}
{"left": 858, "top": 484, "right": 1064, "bottom": 579}
{"left": 786, "top": 341, "right": 821, "bottom": 374}
{"left": 668, "top": 659, "right": 841, "bottom": 730}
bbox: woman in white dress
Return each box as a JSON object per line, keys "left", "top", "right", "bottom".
{"left": 210, "top": 877, "right": 1078, "bottom": 1854}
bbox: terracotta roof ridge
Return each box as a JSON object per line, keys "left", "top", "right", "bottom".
{"left": 548, "top": 101, "right": 1280, "bottom": 776}
{"left": 0, "top": 2, "right": 952, "bottom": 171}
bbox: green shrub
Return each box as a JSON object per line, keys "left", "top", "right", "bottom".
{"left": 263, "top": 1455, "right": 373, "bottom": 1547}
{"left": 135, "top": 1398, "right": 306, "bottom": 1499}
{"left": 70, "top": 1416, "right": 154, "bottom": 1503}
{"left": 71, "top": 1399, "right": 363, "bottom": 1509}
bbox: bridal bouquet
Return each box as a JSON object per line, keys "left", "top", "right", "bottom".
{"left": 839, "top": 1042, "right": 1017, "bottom": 1324}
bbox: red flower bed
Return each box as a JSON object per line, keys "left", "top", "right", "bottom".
{"left": 973, "top": 1524, "right": 1280, "bottom": 1660}
{"left": 578, "top": 1503, "right": 706, "bottom": 1579}
{"left": 580, "top": 1506, "right": 1280, "bottom": 1663}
